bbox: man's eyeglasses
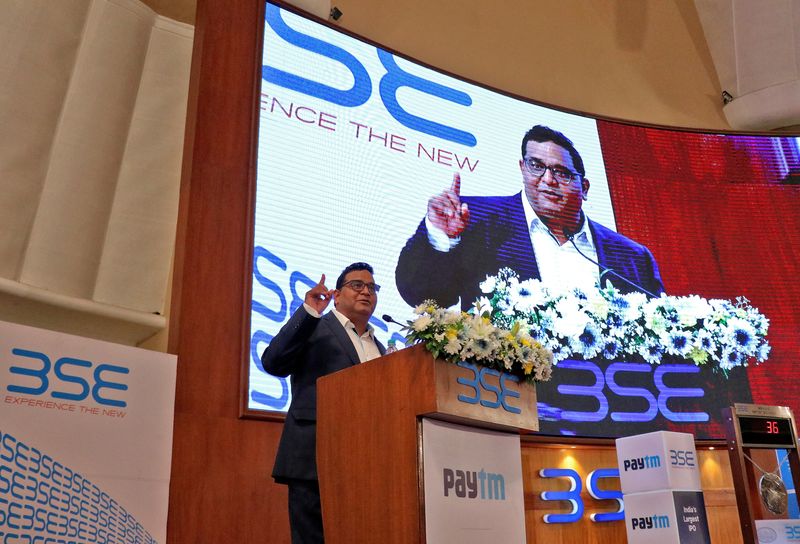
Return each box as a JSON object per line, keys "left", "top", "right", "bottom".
{"left": 522, "top": 157, "right": 581, "bottom": 185}
{"left": 341, "top": 280, "right": 381, "bottom": 294}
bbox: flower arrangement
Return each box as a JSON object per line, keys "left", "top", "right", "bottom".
{"left": 478, "top": 268, "right": 770, "bottom": 374}
{"left": 405, "top": 300, "right": 554, "bottom": 384}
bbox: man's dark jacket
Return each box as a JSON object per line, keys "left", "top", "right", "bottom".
{"left": 262, "top": 307, "right": 385, "bottom": 482}
{"left": 396, "top": 193, "right": 665, "bottom": 309}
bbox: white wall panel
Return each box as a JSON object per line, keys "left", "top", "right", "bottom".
{"left": 0, "top": 0, "right": 91, "bottom": 278}
{"left": 0, "top": 0, "right": 192, "bottom": 344}
{"left": 93, "top": 18, "right": 193, "bottom": 312}
{"left": 696, "top": 0, "right": 800, "bottom": 129}
{"left": 21, "top": 0, "right": 155, "bottom": 297}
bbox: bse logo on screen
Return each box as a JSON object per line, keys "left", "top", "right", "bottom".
{"left": 443, "top": 467, "right": 506, "bottom": 501}
{"left": 263, "top": 4, "right": 477, "bottom": 148}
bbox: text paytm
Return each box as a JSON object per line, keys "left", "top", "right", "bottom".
{"left": 442, "top": 467, "right": 505, "bottom": 501}
{"left": 622, "top": 454, "right": 661, "bottom": 472}
{"left": 631, "top": 514, "right": 670, "bottom": 530}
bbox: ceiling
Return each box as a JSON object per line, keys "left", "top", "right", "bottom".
{"left": 139, "top": 0, "right": 800, "bottom": 131}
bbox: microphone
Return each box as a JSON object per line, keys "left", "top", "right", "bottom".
{"left": 562, "top": 228, "right": 660, "bottom": 299}
{"left": 382, "top": 314, "right": 403, "bottom": 326}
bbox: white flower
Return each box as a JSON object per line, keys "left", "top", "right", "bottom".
{"left": 568, "top": 322, "right": 602, "bottom": 359}
{"left": 638, "top": 337, "right": 664, "bottom": 365}
{"left": 480, "top": 275, "right": 497, "bottom": 294}
{"left": 585, "top": 290, "right": 610, "bottom": 320}
{"left": 553, "top": 297, "right": 590, "bottom": 338}
{"left": 725, "top": 318, "right": 757, "bottom": 355}
{"left": 621, "top": 292, "right": 647, "bottom": 322}
{"left": 642, "top": 299, "right": 668, "bottom": 335}
{"left": 442, "top": 310, "right": 462, "bottom": 324}
{"left": 473, "top": 296, "right": 493, "bottom": 316}
{"left": 694, "top": 329, "right": 716, "bottom": 354}
{"left": 411, "top": 315, "right": 432, "bottom": 331}
{"left": 661, "top": 330, "right": 692, "bottom": 357}
{"left": 443, "top": 336, "right": 462, "bottom": 355}
{"left": 673, "top": 295, "right": 713, "bottom": 328}
{"left": 511, "top": 279, "right": 547, "bottom": 312}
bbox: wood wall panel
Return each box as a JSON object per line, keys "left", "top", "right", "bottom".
{"left": 521, "top": 442, "right": 743, "bottom": 543}
{"left": 166, "top": 0, "right": 290, "bottom": 542}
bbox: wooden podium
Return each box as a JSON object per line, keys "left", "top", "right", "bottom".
{"left": 316, "top": 344, "right": 539, "bottom": 543}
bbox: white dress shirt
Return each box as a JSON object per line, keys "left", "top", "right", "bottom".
{"left": 425, "top": 193, "right": 600, "bottom": 292}
{"left": 520, "top": 193, "right": 600, "bottom": 293}
{"left": 303, "top": 303, "right": 382, "bottom": 362}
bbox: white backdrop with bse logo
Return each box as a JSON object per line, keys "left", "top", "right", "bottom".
{"left": 0, "top": 320, "right": 177, "bottom": 543}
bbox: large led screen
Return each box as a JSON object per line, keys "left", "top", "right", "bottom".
{"left": 249, "top": 2, "right": 800, "bottom": 438}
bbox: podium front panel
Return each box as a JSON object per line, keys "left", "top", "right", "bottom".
{"left": 431, "top": 360, "right": 539, "bottom": 432}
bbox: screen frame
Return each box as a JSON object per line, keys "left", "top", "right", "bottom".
{"left": 239, "top": 0, "right": 800, "bottom": 425}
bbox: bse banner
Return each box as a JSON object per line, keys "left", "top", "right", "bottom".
{"left": 421, "top": 418, "right": 526, "bottom": 543}
{"left": 0, "top": 320, "right": 177, "bottom": 543}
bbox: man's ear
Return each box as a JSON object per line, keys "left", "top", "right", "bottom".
{"left": 332, "top": 289, "right": 340, "bottom": 307}
{"left": 582, "top": 177, "right": 590, "bottom": 200}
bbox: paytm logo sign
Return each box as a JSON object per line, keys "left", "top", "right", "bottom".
{"left": 263, "top": 4, "right": 476, "bottom": 147}
{"left": 443, "top": 467, "right": 505, "bottom": 501}
{"left": 622, "top": 454, "right": 661, "bottom": 472}
{"left": 631, "top": 514, "right": 670, "bottom": 530}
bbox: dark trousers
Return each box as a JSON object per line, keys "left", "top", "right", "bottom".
{"left": 287, "top": 479, "right": 324, "bottom": 544}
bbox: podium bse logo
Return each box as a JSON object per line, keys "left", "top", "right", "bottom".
{"left": 455, "top": 362, "right": 522, "bottom": 414}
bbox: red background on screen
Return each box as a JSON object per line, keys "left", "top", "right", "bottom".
{"left": 598, "top": 122, "right": 800, "bottom": 425}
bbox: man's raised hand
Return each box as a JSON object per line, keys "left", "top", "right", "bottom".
{"left": 304, "top": 274, "right": 333, "bottom": 314}
{"left": 426, "top": 173, "right": 470, "bottom": 238}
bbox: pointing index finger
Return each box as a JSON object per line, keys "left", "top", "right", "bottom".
{"left": 451, "top": 173, "right": 461, "bottom": 196}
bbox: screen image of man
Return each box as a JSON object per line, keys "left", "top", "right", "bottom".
{"left": 395, "top": 125, "right": 665, "bottom": 310}
{"left": 262, "top": 262, "right": 385, "bottom": 543}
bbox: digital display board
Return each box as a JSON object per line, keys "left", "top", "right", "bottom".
{"left": 248, "top": 2, "right": 800, "bottom": 439}
{"left": 739, "top": 416, "right": 796, "bottom": 448}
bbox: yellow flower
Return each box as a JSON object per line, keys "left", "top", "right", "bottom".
{"left": 688, "top": 348, "right": 708, "bottom": 365}
{"left": 522, "top": 361, "right": 534, "bottom": 375}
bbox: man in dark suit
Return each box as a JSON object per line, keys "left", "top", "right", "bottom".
{"left": 262, "top": 262, "right": 385, "bottom": 543}
{"left": 396, "top": 125, "right": 665, "bottom": 310}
